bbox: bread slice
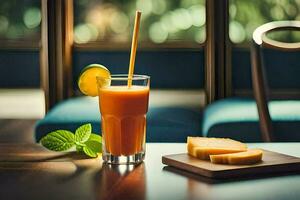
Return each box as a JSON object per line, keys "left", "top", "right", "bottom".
{"left": 210, "top": 149, "right": 263, "bottom": 165}
{"left": 187, "top": 137, "right": 247, "bottom": 160}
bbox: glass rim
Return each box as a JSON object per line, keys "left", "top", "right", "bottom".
{"left": 96, "top": 74, "right": 150, "bottom": 81}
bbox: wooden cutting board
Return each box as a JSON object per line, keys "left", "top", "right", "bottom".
{"left": 162, "top": 150, "right": 300, "bottom": 178}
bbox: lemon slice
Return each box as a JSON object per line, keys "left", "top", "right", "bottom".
{"left": 78, "top": 64, "right": 110, "bottom": 96}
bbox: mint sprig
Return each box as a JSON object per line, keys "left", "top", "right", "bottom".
{"left": 40, "top": 123, "right": 102, "bottom": 158}
{"left": 83, "top": 140, "right": 102, "bottom": 158}
{"left": 40, "top": 130, "right": 75, "bottom": 151}
{"left": 75, "top": 123, "right": 91, "bottom": 143}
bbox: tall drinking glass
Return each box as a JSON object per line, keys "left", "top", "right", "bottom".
{"left": 97, "top": 74, "right": 150, "bottom": 164}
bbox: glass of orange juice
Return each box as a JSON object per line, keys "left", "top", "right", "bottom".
{"left": 97, "top": 74, "right": 150, "bottom": 164}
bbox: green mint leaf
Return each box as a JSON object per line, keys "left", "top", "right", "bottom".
{"left": 76, "top": 145, "right": 83, "bottom": 152}
{"left": 75, "top": 143, "right": 85, "bottom": 152}
{"left": 89, "top": 133, "right": 102, "bottom": 143}
{"left": 83, "top": 147, "right": 98, "bottom": 158}
{"left": 75, "top": 123, "right": 91, "bottom": 143}
{"left": 83, "top": 140, "right": 102, "bottom": 158}
{"left": 41, "top": 130, "right": 75, "bottom": 151}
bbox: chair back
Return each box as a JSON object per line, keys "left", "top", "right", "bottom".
{"left": 251, "top": 21, "right": 300, "bottom": 142}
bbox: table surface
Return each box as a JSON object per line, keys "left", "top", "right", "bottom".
{"left": 0, "top": 143, "right": 300, "bottom": 200}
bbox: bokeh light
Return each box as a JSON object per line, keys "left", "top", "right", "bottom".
{"left": 73, "top": 0, "right": 206, "bottom": 44}
{"left": 1, "top": 0, "right": 299, "bottom": 44}
{"left": 161, "top": 13, "right": 179, "bottom": 34}
{"left": 149, "top": 22, "right": 168, "bottom": 43}
{"left": 74, "top": 23, "right": 99, "bottom": 43}
{"left": 172, "top": 9, "right": 193, "bottom": 30}
{"left": 110, "top": 12, "right": 129, "bottom": 34}
{"left": 189, "top": 5, "right": 206, "bottom": 27}
{"left": 270, "top": 6, "right": 284, "bottom": 20}
{"left": 194, "top": 28, "right": 206, "bottom": 43}
{"left": 0, "top": 0, "right": 41, "bottom": 40}
{"left": 0, "top": 16, "right": 9, "bottom": 33}
{"left": 229, "top": 21, "right": 246, "bottom": 43}
{"left": 152, "top": 0, "right": 167, "bottom": 15}
{"left": 136, "top": 0, "right": 152, "bottom": 16}
{"left": 230, "top": 0, "right": 300, "bottom": 43}
{"left": 23, "top": 7, "right": 41, "bottom": 29}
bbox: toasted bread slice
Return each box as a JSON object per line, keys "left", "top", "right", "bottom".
{"left": 187, "top": 137, "right": 247, "bottom": 160}
{"left": 210, "top": 149, "right": 263, "bottom": 165}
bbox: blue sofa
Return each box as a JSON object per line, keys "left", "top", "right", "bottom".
{"left": 202, "top": 98, "right": 300, "bottom": 142}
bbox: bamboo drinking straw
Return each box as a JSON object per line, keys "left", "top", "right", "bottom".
{"left": 128, "top": 11, "right": 142, "bottom": 87}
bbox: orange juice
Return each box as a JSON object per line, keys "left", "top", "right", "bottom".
{"left": 99, "top": 86, "right": 149, "bottom": 156}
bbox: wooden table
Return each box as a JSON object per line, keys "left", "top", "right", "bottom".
{"left": 0, "top": 143, "right": 300, "bottom": 200}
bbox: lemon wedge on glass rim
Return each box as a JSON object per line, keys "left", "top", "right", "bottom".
{"left": 78, "top": 64, "right": 111, "bottom": 97}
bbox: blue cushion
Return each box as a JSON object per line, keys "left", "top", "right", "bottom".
{"left": 35, "top": 97, "right": 202, "bottom": 142}
{"left": 203, "top": 98, "right": 300, "bottom": 142}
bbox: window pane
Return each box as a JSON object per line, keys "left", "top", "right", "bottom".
{"left": 229, "top": 0, "right": 300, "bottom": 44}
{"left": 74, "top": 0, "right": 206, "bottom": 44}
{"left": 0, "top": 0, "right": 41, "bottom": 41}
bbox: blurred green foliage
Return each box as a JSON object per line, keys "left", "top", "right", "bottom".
{"left": 229, "top": 0, "right": 300, "bottom": 43}
{"left": 0, "top": 0, "right": 41, "bottom": 40}
{"left": 73, "top": 0, "right": 206, "bottom": 44}
{"left": 0, "top": 0, "right": 299, "bottom": 44}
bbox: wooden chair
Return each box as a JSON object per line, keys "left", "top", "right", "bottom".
{"left": 251, "top": 21, "right": 300, "bottom": 142}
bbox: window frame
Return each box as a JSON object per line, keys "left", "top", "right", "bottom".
{"left": 0, "top": 40, "right": 39, "bottom": 50}
{"left": 73, "top": 41, "right": 205, "bottom": 51}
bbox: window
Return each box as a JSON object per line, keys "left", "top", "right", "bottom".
{"left": 0, "top": 0, "right": 41, "bottom": 42}
{"left": 229, "top": 0, "right": 300, "bottom": 44}
{"left": 73, "top": 0, "right": 206, "bottom": 46}
{"left": 5, "top": 0, "right": 297, "bottom": 106}
{"left": 0, "top": 0, "right": 41, "bottom": 88}
{"left": 0, "top": 0, "right": 43, "bottom": 117}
